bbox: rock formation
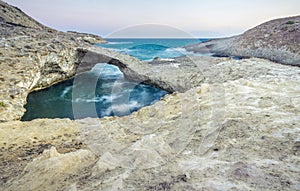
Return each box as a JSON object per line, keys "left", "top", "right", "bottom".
{"left": 185, "top": 16, "right": 300, "bottom": 66}
{"left": 0, "top": 0, "right": 107, "bottom": 121}
{"left": 0, "top": 1, "right": 300, "bottom": 191}
{"left": 1, "top": 58, "right": 300, "bottom": 190}
{"left": 0, "top": 0, "right": 156, "bottom": 121}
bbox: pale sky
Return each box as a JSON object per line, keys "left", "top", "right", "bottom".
{"left": 4, "top": 0, "right": 300, "bottom": 38}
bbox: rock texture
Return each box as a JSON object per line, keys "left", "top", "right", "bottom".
{"left": 1, "top": 58, "right": 300, "bottom": 191}
{"left": 0, "top": 0, "right": 146, "bottom": 121}
{"left": 0, "top": 0, "right": 107, "bottom": 121}
{"left": 0, "top": 0, "right": 51, "bottom": 30}
{"left": 0, "top": 0, "right": 234, "bottom": 121}
{"left": 1, "top": 1, "right": 300, "bottom": 191}
{"left": 80, "top": 47, "right": 230, "bottom": 92}
{"left": 185, "top": 16, "right": 300, "bottom": 66}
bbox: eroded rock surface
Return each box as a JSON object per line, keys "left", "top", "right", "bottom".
{"left": 185, "top": 16, "right": 300, "bottom": 66}
{"left": 0, "top": 1, "right": 148, "bottom": 121}
{"left": 1, "top": 59, "right": 300, "bottom": 191}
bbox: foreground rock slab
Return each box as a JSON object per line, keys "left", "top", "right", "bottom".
{"left": 1, "top": 59, "right": 299, "bottom": 191}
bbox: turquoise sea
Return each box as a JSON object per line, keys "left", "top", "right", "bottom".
{"left": 22, "top": 38, "right": 207, "bottom": 121}
{"left": 99, "top": 38, "right": 209, "bottom": 60}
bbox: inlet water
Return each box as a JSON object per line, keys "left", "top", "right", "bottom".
{"left": 22, "top": 64, "right": 168, "bottom": 120}
{"left": 22, "top": 38, "right": 205, "bottom": 121}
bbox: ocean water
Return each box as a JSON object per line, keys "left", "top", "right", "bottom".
{"left": 22, "top": 38, "right": 205, "bottom": 121}
{"left": 98, "top": 38, "right": 209, "bottom": 60}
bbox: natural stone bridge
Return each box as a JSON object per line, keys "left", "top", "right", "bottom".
{"left": 74, "top": 46, "right": 222, "bottom": 93}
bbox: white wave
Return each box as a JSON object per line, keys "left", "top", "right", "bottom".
{"left": 60, "top": 86, "right": 72, "bottom": 98}
{"left": 74, "top": 97, "right": 101, "bottom": 103}
{"left": 73, "top": 93, "right": 124, "bottom": 104}
{"left": 165, "top": 47, "right": 189, "bottom": 54}
{"left": 99, "top": 94, "right": 122, "bottom": 103}
{"left": 85, "top": 98, "right": 101, "bottom": 103}
{"left": 107, "top": 41, "right": 133, "bottom": 45}
{"left": 165, "top": 47, "right": 186, "bottom": 52}
{"left": 91, "top": 64, "right": 124, "bottom": 79}
{"left": 117, "top": 48, "right": 135, "bottom": 53}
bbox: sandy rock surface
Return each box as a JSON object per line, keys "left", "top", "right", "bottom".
{"left": 1, "top": 58, "right": 300, "bottom": 190}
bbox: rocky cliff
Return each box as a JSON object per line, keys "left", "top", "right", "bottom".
{"left": 185, "top": 16, "right": 300, "bottom": 66}
{"left": 0, "top": 0, "right": 51, "bottom": 30}
{"left": 0, "top": 0, "right": 147, "bottom": 121}
{"left": 0, "top": 1, "right": 300, "bottom": 191}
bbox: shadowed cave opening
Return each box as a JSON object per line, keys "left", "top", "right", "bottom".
{"left": 21, "top": 63, "right": 169, "bottom": 121}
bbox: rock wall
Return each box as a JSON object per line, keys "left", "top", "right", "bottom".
{"left": 0, "top": 32, "right": 84, "bottom": 121}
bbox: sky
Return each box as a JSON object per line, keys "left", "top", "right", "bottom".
{"left": 4, "top": 0, "right": 300, "bottom": 38}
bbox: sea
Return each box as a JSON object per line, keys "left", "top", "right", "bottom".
{"left": 21, "top": 38, "right": 208, "bottom": 121}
